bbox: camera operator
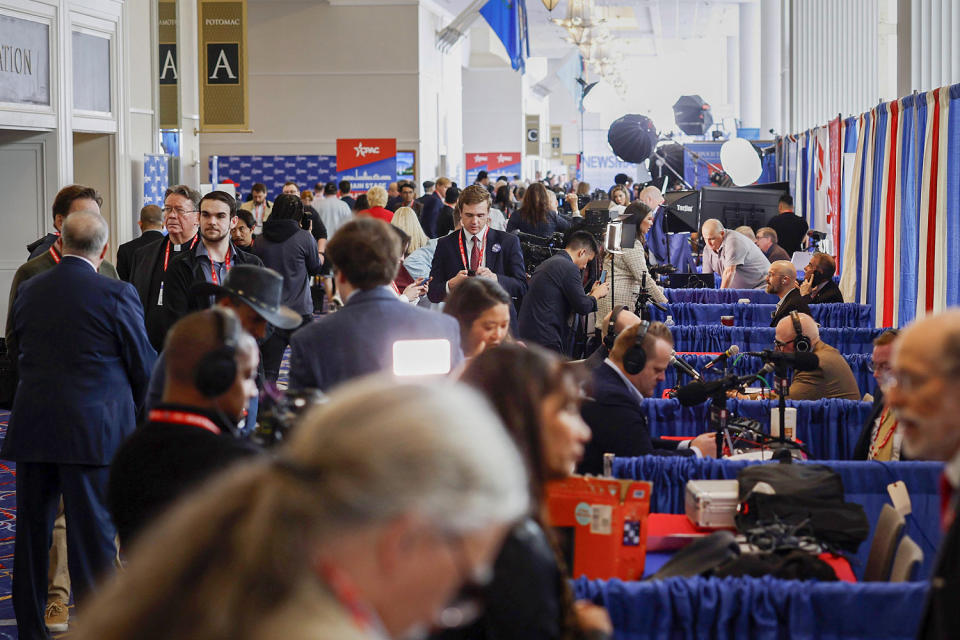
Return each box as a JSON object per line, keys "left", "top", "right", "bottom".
{"left": 518, "top": 231, "right": 608, "bottom": 356}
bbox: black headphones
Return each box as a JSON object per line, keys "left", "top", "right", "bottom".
{"left": 195, "top": 308, "right": 241, "bottom": 398}
{"left": 790, "top": 310, "right": 812, "bottom": 353}
{"left": 623, "top": 320, "right": 651, "bottom": 375}
{"left": 603, "top": 306, "right": 628, "bottom": 351}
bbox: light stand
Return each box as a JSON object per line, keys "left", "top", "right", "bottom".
{"left": 775, "top": 361, "right": 790, "bottom": 447}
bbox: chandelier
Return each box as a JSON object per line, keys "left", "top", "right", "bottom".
{"left": 552, "top": 0, "right": 607, "bottom": 41}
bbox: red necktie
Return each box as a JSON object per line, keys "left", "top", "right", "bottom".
{"left": 470, "top": 236, "right": 482, "bottom": 272}
{"left": 940, "top": 473, "right": 955, "bottom": 531}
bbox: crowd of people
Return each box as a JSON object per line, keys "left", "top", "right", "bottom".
{"left": 1, "top": 171, "right": 958, "bottom": 640}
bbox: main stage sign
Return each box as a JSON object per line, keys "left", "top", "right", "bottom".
{"left": 465, "top": 152, "right": 521, "bottom": 184}
{"left": 336, "top": 139, "right": 397, "bottom": 192}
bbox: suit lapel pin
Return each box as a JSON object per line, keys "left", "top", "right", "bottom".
{"left": 491, "top": 243, "right": 501, "bottom": 254}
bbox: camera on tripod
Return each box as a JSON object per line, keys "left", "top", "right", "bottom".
{"left": 517, "top": 231, "right": 565, "bottom": 276}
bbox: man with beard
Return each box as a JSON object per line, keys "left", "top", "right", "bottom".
{"left": 766, "top": 260, "right": 810, "bottom": 327}
{"left": 160, "top": 191, "right": 262, "bottom": 340}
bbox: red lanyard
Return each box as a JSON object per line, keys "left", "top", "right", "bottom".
{"left": 869, "top": 407, "right": 896, "bottom": 459}
{"left": 163, "top": 235, "right": 199, "bottom": 272}
{"left": 148, "top": 409, "right": 221, "bottom": 435}
{"left": 316, "top": 562, "right": 377, "bottom": 632}
{"left": 48, "top": 246, "right": 60, "bottom": 264}
{"left": 210, "top": 247, "right": 232, "bottom": 285}
{"left": 458, "top": 226, "right": 488, "bottom": 270}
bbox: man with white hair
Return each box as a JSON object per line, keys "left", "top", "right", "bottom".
{"left": 773, "top": 312, "right": 859, "bottom": 400}
{"left": 883, "top": 310, "right": 960, "bottom": 639}
{"left": 2, "top": 211, "right": 155, "bottom": 638}
{"left": 700, "top": 218, "right": 771, "bottom": 289}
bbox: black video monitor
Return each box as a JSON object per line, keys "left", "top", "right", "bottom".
{"left": 698, "top": 186, "right": 785, "bottom": 233}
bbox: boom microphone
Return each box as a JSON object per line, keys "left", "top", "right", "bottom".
{"left": 703, "top": 345, "right": 739, "bottom": 371}
{"left": 747, "top": 351, "right": 820, "bottom": 372}
{"left": 670, "top": 352, "right": 702, "bottom": 381}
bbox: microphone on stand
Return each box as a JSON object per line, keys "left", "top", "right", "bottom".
{"left": 703, "top": 345, "right": 739, "bottom": 371}
{"left": 670, "top": 352, "right": 702, "bottom": 380}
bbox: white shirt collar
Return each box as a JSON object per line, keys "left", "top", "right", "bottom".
{"left": 604, "top": 358, "right": 645, "bottom": 404}
{"left": 463, "top": 224, "right": 489, "bottom": 245}
{"left": 61, "top": 254, "right": 97, "bottom": 271}
{"left": 945, "top": 448, "right": 960, "bottom": 490}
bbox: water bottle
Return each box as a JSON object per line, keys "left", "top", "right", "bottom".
{"left": 664, "top": 315, "right": 675, "bottom": 327}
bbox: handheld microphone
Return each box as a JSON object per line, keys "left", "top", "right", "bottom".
{"left": 746, "top": 351, "right": 820, "bottom": 372}
{"left": 670, "top": 352, "right": 701, "bottom": 381}
{"left": 703, "top": 345, "right": 739, "bottom": 371}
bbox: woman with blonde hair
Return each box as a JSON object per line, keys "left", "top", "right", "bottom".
{"left": 71, "top": 378, "right": 528, "bottom": 640}
{"left": 390, "top": 206, "right": 429, "bottom": 255}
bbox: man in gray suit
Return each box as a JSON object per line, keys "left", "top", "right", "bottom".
{"left": 288, "top": 217, "right": 463, "bottom": 392}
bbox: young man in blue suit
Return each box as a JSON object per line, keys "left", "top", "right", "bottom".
{"left": 289, "top": 217, "right": 463, "bottom": 393}
{"left": 3, "top": 211, "right": 155, "bottom": 639}
{"left": 578, "top": 320, "right": 716, "bottom": 475}
{"left": 427, "top": 184, "right": 527, "bottom": 327}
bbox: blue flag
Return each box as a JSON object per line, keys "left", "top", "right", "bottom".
{"left": 480, "top": 0, "right": 529, "bottom": 72}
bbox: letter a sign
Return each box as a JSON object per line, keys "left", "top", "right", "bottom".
{"left": 198, "top": 0, "right": 249, "bottom": 131}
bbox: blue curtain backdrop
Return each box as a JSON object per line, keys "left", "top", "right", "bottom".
{"left": 947, "top": 84, "right": 960, "bottom": 307}
{"left": 668, "top": 325, "right": 885, "bottom": 354}
{"left": 573, "top": 576, "right": 928, "bottom": 639}
{"left": 645, "top": 302, "right": 872, "bottom": 328}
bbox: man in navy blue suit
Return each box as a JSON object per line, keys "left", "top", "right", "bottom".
{"left": 2, "top": 211, "right": 155, "bottom": 639}
{"left": 578, "top": 320, "right": 716, "bottom": 475}
{"left": 289, "top": 217, "right": 463, "bottom": 393}
{"left": 427, "top": 184, "right": 527, "bottom": 325}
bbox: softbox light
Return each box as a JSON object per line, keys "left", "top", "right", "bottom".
{"left": 673, "top": 95, "right": 714, "bottom": 136}
{"left": 607, "top": 114, "right": 658, "bottom": 163}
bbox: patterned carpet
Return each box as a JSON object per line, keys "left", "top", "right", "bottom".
{"left": 0, "top": 411, "right": 17, "bottom": 637}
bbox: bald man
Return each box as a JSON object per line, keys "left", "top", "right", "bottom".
{"left": 885, "top": 310, "right": 960, "bottom": 638}
{"left": 701, "top": 218, "right": 770, "bottom": 289}
{"left": 766, "top": 260, "right": 811, "bottom": 327}
{"left": 773, "top": 312, "right": 859, "bottom": 401}
{"left": 108, "top": 308, "right": 261, "bottom": 547}
{"left": 637, "top": 186, "right": 665, "bottom": 210}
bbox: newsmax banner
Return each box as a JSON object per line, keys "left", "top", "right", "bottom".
{"left": 336, "top": 139, "right": 397, "bottom": 192}
{"left": 465, "top": 152, "right": 522, "bottom": 184}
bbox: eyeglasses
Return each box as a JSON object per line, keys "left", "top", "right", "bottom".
{"left": 773, "top": 338, "right": 797, "bottom": 349}
{"left": 867, "top": 360, "right": 891, "bottom": 374}
{"left": 435, "top": 533, "right": 494, "bottom": 629}
{"left": 162, "top": 206, "right": 196, "bottom": 216}
{"left": 878, "top": 368, "right": 932, "bottom": 393}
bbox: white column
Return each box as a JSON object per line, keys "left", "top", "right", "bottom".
{"left": 177, "top": 0, "right": 201, "bottom": 188}
{"left": 760, "top": 0, "right": 782, "bottom": 135}
{"left": 726, "top": 35, "right": 740, "bottom": 123}
{"left": 738, "top": 1, "right": 761, "bottom": 130}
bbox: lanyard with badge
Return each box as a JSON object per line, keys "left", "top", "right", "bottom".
{"left": 210, "top": 247, "right": 232, "bottom": 285}
{"left": 157, "top": 235, "right": 199, "bottom": 306}
{"left": 148, "top": 409, "right": 221, "bottom": 435}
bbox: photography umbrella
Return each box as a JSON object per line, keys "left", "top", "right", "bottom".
{"left": 673, "top": 95, "right": 714, "bottom": 136}
{"left": 607, "top": 114, "right": 658, "bottom": 163}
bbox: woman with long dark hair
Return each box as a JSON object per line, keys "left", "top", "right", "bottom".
{"left": 432, "top": 344, "right": 613, "bottom": 640}
{"left": 596, "top": 201, "right": 667, "bottom": 320}
{"left": 506, "top": 182, "right": 571, "bottom": 237}
{"left": 443, "top": 278, "right": 512, "bottom": 358}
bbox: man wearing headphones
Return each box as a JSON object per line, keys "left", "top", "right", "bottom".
{"left": 773, "top": 311, "right": 860, "bottom": 401}
{"left": 578, "top": 320, "right": 717, "bottom": 475}
{"left": 107, "top": 308, "right": 261, "bottom": 548}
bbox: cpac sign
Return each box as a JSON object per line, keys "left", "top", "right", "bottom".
{"left": 355, "top": 143, "right": 381, "bottom": 158}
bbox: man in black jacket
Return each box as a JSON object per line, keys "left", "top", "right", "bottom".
{"left": 108, "top": 308, "right": 260, "bottom": 547}
{"left": 853, "top": 329, "right": 901, "bottom": 460}
{"left": 766, "top": 260, "right": 811, "bottom": 327}
{"left": 884, "top": 310, "right": 960, "bottom": 639}
{"left": 578, "top": 322, "right": 716, "bottom": 475}
{"left": 161, "top": 191, "right": 263, "bottom": 341}
{"left": 117, "top": 204, "right": 164, "bottom": 281}
{"left": 799, "top": 252, "right": 844, "bottom": 304}
{"left": 518, "top": 231, "right": 608, "bottom": 356}
{"left": 766, "top": 194, "right": 808, "bottom": 256}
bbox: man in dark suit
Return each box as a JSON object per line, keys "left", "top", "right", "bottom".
{"left": 161, "top": 191, "right": 263, "bottom": 343}
{"left": 578, "top": 321, "right": 716, "bottom": 475}
{"left": 427, "top": 184, "right": 527, "bottom": 328}
{"left": 109, "top": 308, "right": 260, "bottom": 548}
{"left": 518, "top": 231, "right": 608, "bottom": 355}
{"left": 884, "top": 311, "right": 960, "bottom": 638}
{"left": 765, "top": 260, "right": 811, "bottom": 327}
{"left": 289, "top": 217, "right": 463, "bottom": 393}
{"left": 799, "top": 252, "right": 844, "bottom": 304}
{"left": 766, "top": 194, "right": 808, "bottom": 256}
{"left": 3, "top": 211, "right": 155, "bottom": 639}
{"left": 116, "top": 204, "right": 164, "bottom": 281}
{"left": 419, "top": 177, "right": 449, "bottom": 238}
{"left": 853, "top": 330, "right": 902, "bottom": 461}
{"left": 435, "top": 186, "right": 460, "bottom": 238}
{"left": 25, "top": 185, "right": 103, "bottom": 259}
{"left": 127, "top": 184, "right": 201, "bottom": 351}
